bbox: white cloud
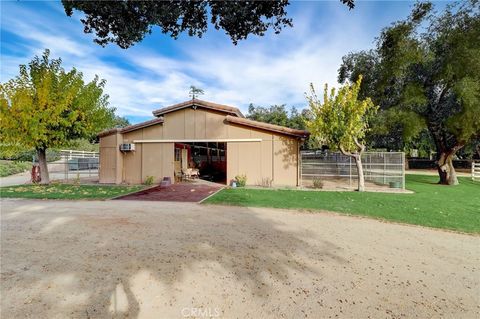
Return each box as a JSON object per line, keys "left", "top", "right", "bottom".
{"left": 1, "top": 1, "right": 405, "bottom": 120}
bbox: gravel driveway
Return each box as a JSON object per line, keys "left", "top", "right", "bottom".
{"left": 1, "top": 199, "right": 479, "bottom": 318}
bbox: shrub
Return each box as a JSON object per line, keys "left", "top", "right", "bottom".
{"left": 0, "top": 161, "right": 31, "bottom": 177}
{"left": 312, "top": 178, "right": 324, "bottom": 189}
{"left": 260, "top": 177, "right": 273, "bottom": 188}
{"left": 74, "top": 172, "right": 81, "bottom": 185}
{"left": 144, "top": 176, "right": 154, "bottom": 185}
{"left": 235, "top": 174, "right": 247, "bottom": 187}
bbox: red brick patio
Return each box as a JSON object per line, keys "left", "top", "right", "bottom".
{"left": 114, "top": 182, "right": 223, "bottom": 202}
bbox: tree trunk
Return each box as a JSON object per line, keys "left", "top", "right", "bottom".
{"left": 339, "top": 141, "right": 365, "bottom": 192}
{"left": 354, "top": 155, "right": 365, "bottom": 192}
{"left": 36, "top": 148, "right": 50, "bottom": 185}
{"left": 437, "top": 151, "right": 458, "bottom": 185}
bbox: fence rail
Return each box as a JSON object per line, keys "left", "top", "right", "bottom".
{"left": 59, "top": 149, "right": 99, "bottom": 160}
{"left": 473, "top": 162, "right": 480, "bottom": 181}
{"left": 301, "top": 151, "right": 405, "bottom": 189}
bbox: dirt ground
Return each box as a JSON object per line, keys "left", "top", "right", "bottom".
{"left": 1, "top": 199, "right": 479, "bottom": 319}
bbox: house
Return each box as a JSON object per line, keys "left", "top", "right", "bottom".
{"left": 98, "top": 99, "right": 309, "bottom": 186}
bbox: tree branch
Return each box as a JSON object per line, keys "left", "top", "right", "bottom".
{"left": 339, "top": 144, "right": 356, "bottom": 157}
{"left": 353, "top": 137, "right": 365, "bottom": 154}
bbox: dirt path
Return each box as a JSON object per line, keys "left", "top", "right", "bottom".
{"left": 1, "top": 199, "right": 479, "bottom": 318}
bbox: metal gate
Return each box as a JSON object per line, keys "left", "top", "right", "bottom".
{"left": 58, "top": 150, "right": 99, "bottom": 182}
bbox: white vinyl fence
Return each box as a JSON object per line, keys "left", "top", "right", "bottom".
{"left": 59, "top": 149, "right": 99, "bottom": 160}
{"left": 301, "top": 151, "right": 405, "bottom": 189}
{"left": 472, "top": 162, "right": 480, "bottom": 181}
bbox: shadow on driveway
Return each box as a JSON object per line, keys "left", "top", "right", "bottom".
{"left": 1, "top": 200, "right": 342, "bottom": 318}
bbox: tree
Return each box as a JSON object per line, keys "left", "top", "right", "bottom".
{"left": 338, "top": 1, "right": 480, "bottom": 185}
{"left": 247, "top": 104, "right": 318, "bottom": 149}
{"left": 305, "top": 76, "right": 377, "bottom": 192}
{"left": 113, "top": 116, "right": 131, "bottom": 128}
{"left": 62, "top": 0, "right": 355, "bottom": 48}
{"left": 0, "top": 49, "right": 115, "bottom": 184}
{"left": 247, "top": 103, "right": 289, "bottom": 127}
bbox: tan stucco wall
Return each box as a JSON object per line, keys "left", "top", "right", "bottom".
{"left": 119, "top": 125, "right": 173, "bottom": 184}
{"left": 226, "top": 133, "right": 299, "bottom": 187}
{"left": 99, "top": 132, "right": 123, "bottom": 184}
{"left": 99, "top": 108, "right": 300, "bottom": 186}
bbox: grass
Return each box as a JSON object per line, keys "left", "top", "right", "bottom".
{"left": 204, "top": 175, "right": 480, "bottom": 233}
{"left": 0, "top": 183, "right": 144, "bottom": 200}
{"left": 0, "top": 160, "right": 31, "bottom": 177}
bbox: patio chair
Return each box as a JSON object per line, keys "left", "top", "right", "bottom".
{"left": 189, "top": 168, "right": 200, "bottom": 179}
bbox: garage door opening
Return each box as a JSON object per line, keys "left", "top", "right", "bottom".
{"left": 174, "top": 142, "right": 227, "bottom": 184}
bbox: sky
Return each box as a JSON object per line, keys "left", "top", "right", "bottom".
{"left": 1, "top": 0, "right": 422, "bottom": 124}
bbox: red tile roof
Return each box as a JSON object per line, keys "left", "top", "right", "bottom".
{"left": 98, "top": 100, "right": 310, "bottom": 139}
{"left": 152, "top": 99, "right": 244, "bottom": 118}
{"left": 98, "top": 117, "right": 164, "bottom": 137}
{"left": 225, "top": 115, "right": 310, "bottom": 139}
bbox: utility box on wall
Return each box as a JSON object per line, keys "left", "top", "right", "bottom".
{"left": 120, "top": 143, "right": 135, "bottom": 152}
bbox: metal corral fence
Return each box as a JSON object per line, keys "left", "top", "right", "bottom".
{"left": 58, "top": 150, "right": 99, "bottom": 182}
{"left": 473, "top": 162, "right": 480, "bottom": 181}
{"left": 301, "top": 151, "right": 405, "bottom": 189}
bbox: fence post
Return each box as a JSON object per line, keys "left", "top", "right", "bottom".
{"left": 349, "top": 156, "right": 352, "bottom": 187}
{"left": 299, "top": 150, "right": 302, "bottom": 188}
{"left": 473, "top": 162, "right": 479, "bottom": 181}
{"left": 383, "top": 152, "right": 386, "bottom": 185}
{"left": 65, "top": 157, "right": 68, "bottom": 182}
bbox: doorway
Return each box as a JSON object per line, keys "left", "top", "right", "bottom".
{"left": 174, "top": 142, "right": 227, "bottom": 184}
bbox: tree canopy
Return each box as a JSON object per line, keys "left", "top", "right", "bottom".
{"left": 0, "top": 49, "right": 116, "bottom": 183}
{"left": 338, "top": 1, "right": 480, "bottom": 185}
{"left": 113, "top": 116, "right": 131, "bottom": 128}
{"left": 305, "top": 76, "right": 377, "bottom": 191}
{"left": 62, "top": 0, "right": 355, "bottom": 48}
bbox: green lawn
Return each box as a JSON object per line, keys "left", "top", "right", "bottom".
{"left": 0, "top": 184, "right": 144, "bottom": 200}
{"left": 205, "top": 175, "right": 480, "bottom": 233}
{"left": 0, "top": 160, "right": 31, "bottom": 177}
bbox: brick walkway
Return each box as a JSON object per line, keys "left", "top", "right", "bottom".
{"left": 114, "top": 182, "right": 223, "bottom": 202}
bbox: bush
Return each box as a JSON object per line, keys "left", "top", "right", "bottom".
{"left": 259, "top": 177, "right": 273, "bottom": 188}
{"left": 235, "top": 174, "right": 247, "bottom": 187}
{"left": 312, "top": 178, "right": 324, "bottom": 189}
{"left": 0, "top": 161, "right": 31, "bottom": 177}
{"left": 0, "top": 149, "right": 60, "bottom": 162}
{"left": 144, "top": 176, "right": 154, "bottom": 186}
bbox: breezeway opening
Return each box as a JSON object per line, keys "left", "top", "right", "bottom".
{"left": 174, "top": 142, "right": 227, "bottom": 184}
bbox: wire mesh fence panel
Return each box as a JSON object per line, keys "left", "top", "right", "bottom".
{"left": 301, "top": 151, "right": 405, "bottom": 189}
